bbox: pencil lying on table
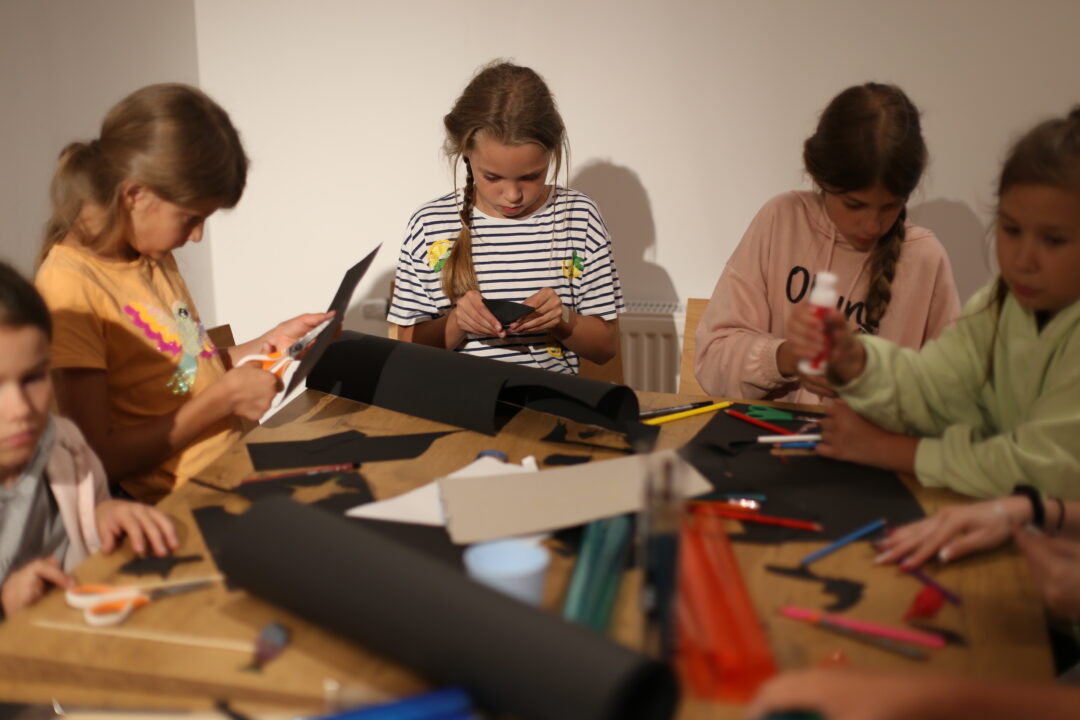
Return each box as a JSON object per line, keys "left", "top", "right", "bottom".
{"left": 691, "top": 502, "right": 822, "bottom": 532}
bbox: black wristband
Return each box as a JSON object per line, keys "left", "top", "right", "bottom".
{"left": 1054, "top": 497, "right": 1066, "bottom": 536}
{"left": 1013, "top": 484, "right": 1045, "bottom": 529}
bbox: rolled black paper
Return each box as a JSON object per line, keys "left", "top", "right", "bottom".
{"left": 308, "top": 331, "right": 652, "bottom": 447}
{"left": 221, "top": 498, "right": 677, "bottom": 720}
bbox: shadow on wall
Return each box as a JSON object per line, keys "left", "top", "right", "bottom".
{"left": 572, "top": 160, "right": 680, "bottom": 392}
{"left": 342, "top": 268, "right": 396, "bottom": 338}
{"left": 909, "top": 199, "right": 993, "bottom": 304}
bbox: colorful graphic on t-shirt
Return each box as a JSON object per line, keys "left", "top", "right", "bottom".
{"left": 427, "top": 239, "right": 453, "bottom": 271}
{"left": 546, "top": 341, "right": 565, "bottom": 359}
{"left": 124, "top": 301, "right": 216, "bottom": 394}
{"left": 561, "top": 250, "right": 583, "bottom": 279}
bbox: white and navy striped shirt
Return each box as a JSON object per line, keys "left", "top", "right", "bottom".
{"left": 388, "top": 187, "right": 624, "bottom": 374}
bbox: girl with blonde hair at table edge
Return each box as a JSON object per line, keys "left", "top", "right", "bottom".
{"left": 34, "top": 84, "right": 331, "bottom": 503}
{"left": 0, "top": 263, "right": 178, "bottom": 620}
{"left": 695, "top": 83, "right": 961, "bottom": 404}
{"left": 387, "top": 61, "right": 624, "bottom": 374}
{"left": 788, "top": 106, "right": 1080, "bottom": 499}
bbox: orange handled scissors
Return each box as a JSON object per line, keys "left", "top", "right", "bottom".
{"left": 65, "top": 578, "right": 218, "bottom": 626}
{"left": 235, "top": 318, "right": 332, "bottom": 377}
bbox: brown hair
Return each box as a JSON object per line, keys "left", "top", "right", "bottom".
{"left": 39, "top": 83, "right": 248, "bottom": 264}
{"left": 440, "top": 61, "right": 567, "bottom": 300}
{"left": 804, "top": 83, "right": 927, "bottom": 329}
{"left": 0, "top": 262, "right": 52, "bottom": 339}
{"left": 985, "top": 106, "right": 1080, "bottom": 379}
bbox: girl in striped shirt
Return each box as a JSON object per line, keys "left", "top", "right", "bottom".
{"left": 388, "top": 61, "right": 625, "bottom": 375}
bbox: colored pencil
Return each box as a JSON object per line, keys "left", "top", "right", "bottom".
{"left": 642, "top": 401, "right": 732, "bottom": 426}
{"left": 908, "top": 567, "right": 962, "bottom": 606}
{"left": 758, "top": 434, "right": 822, "bottom": 444}
{"left": 792, "top": 614, "right": 929, "bottom": 661}
{"left": 780, "top": 605, "right": 944, "bottom": 649}
{"left": 241, "top": 462, "right": 356, "bottom": 484}
{"left": 639, "top": 400, "right": 713, "bottom": 420}
{"left": 800, "top": 518, "right": 886, "bottom": 566}
{"left": 724, "top": 409, "right": 793, "bottom": 435}
{"left": 699, "top": 506, "right": 823, "bottom": 533}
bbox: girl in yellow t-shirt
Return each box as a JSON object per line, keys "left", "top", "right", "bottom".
{"left": 35, "top": 83, "right": 330, "bottom": 503}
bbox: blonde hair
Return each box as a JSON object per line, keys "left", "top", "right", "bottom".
{"left": 39, "top": 83, "right": 248, "bottom": 264}
{"left": 440, "top": 61, "right": 567, "bottom": 300}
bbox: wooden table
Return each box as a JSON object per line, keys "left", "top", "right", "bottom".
{"left": 0, "top": 390, "right": 1054, "bottom": 717}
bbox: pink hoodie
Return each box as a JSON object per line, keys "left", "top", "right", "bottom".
{"left": 695, "top": 191, "right": 961, "bottom": 405}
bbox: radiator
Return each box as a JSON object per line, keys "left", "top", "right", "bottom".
{"left": 619, "top": 302, "right": 686, "bottom": 393}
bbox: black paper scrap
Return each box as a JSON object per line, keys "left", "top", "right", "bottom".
{"left": 283, "top": 245, "right": 379, "bottom": 396}
{"left": 765, "top": 564, "right": 864, "bottom": 612}
{"left": 118, "top": 554, "right": 202, "bottom": 578}
{"left": 235, "top": 470, "right": 374, "bottom": 507}
{"left": 541, "top": 419, "right": 633, "bottom": 452}
{"left": 482, "top": 299, "right": 534, "bottom": 326}
{"left": 679, "top": 443, "right": 924, "bottom": 544}
{"left": 221, "top": 498, "right": 678, "bottom": 720}
{"left": 192, "top": 505, "right": 241, "bottom": 588}
{"left": 544, "top": 453, "right": 592, "bottom": 466}
{"left": 307, "top": 331, "right": 650, "bottom": 447}
{"left": 246, "top": 430, "right": 455, "bottom": 471}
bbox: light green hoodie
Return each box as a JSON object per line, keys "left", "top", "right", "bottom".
{"left": 840, "top": 281, "right": 1080, "bottom": 499}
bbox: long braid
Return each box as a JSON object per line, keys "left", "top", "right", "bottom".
{"left": 863, "top": 209, "right": 906, "bottom": 329}
{"left": 441, "top": 157, "right": 480, "bottom": 300}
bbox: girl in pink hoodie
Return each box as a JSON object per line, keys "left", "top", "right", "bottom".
{"left": 0, "top": 262, "right": 177, "bottom": 619}
{"left": 695, "top": 83, "right": 961, "bottom": 404}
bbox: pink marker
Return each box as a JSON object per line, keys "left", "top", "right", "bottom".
{"left": 779, "top": 605, "right": 945, "bottom": 649}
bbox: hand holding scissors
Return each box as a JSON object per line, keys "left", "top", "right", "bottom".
{"left": 235, "top": 318, "right": 332, "bottom": 376}
{"left": 65, "top": 577, "right": 219, "bottom": 626}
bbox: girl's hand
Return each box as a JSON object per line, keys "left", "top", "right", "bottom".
{"left": 744, "top": 669, "right": 925, "bottom": 720}
{"left": 508, "top": 288, "right": 564, "bottom": 334}
{"left": 1015, "top": 528, "right": 1080, "bottom": 619}
{"left": 816, "top": 400, "right": 890, "bottom": 463}
{"left": 786, "top": 306, "right": 866, "bottom": 384}
{"left": 875, "top": 496, "right": 1029, "bottom": 569}
{"left": 220, "top": 364, "right": 283, "bottom": 421}
{"left": 451, "top": 291, "right": 503, "bottom": 337}
{"left": 95, "top": 500, "right": 179, "bottom": 558}
{"left": 263, "top": 312, "right": 335, "bottom": 353}
{"left": 1, "top": 556, "right": 73, "bottom": 617}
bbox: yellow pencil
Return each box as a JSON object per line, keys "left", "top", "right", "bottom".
{"left": 642, "top": 401, "right": 733, "bottom": 425}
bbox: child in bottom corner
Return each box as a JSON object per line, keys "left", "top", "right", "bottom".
{"left": 787, "top": 106, "right": 1080, "bottom": 499}
{"left": 0, "top": 262, "right": 177, "bottom": 619}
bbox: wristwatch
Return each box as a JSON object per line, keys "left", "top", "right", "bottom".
{"left": 560, "top": 305, "right": 571, "bottom": 325}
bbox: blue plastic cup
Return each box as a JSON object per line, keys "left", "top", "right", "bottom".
{"left": 463, "top": 539, "right": 550, "bottom": 606}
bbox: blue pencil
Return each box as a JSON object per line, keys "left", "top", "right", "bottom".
{"left": 800, "top": 518, "right": 886, "bottom": 567}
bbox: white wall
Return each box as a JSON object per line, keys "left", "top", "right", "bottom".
{"left": 4, "top": 1, "right": 1079, "bottom": 347}
{"left": 0, "top": 0, "right": 208, "bottom": 304}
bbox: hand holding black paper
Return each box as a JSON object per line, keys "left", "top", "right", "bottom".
{"left": 454, "top": 290, "right": 504, "bottom": 337}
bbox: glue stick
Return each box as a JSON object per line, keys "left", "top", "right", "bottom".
{"left": 798, "top": 271, "right": 838, "bottom": 376}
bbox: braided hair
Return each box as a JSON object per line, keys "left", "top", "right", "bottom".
{"left": 440, "top": 61, "right": 567, "bottom": 301}
{"left": 804, "top": 83, "right": 927, "bottom": 329}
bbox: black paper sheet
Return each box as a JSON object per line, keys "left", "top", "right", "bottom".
{"left": 482, "top": 298, "right": 533, "bottom": 326}
{"left": 680, "top": 409, "right": 924, "bottom": 543}
{"left": 284, "top": 245, "right": 379, "bottom": 396}
{"left": 233, "top": 470, "right": 374, "bottom": 505}
{"left": 246, "top": 430, "right": 456, "bottom": 471}
{"left": 307, "top": 331, "right": 655, "bottom": 450}
{"left": 220, "top": 498, "right": 677, "bottom": 720}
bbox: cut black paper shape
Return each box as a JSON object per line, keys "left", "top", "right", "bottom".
{"left": 765, "top": 564, "right": 864, "bottom": 613}
{"left": 118, "top": 554, "right": 202, "bottom": 578}
{"left": 246, "top": 430, "right": 456, "bottom": 472}
{"left": 307, "top": 331, "right": 655, "bottom": 451}
{"left": 283, "top": 245, "right": 380, "bottom": 396}
{"left": 482, "top": 298, "right": 534, "bottom": 326}
{"left": 234, "top": 470, "right": 374, "bottom": 506}
{"left": 220, "top": 498, "right": 677, "bottom": 720}
{"left": 679, "top": 442, "right": 924, "bottom": 544}
{"left": 541, "top": 419, "right": 634, "bottom": 452}
{"left": 543, "top": 453, "right": 592, "bottom": 466}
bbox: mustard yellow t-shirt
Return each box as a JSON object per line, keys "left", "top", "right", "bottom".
{"left": 36, "top": 244, "right": 239, "bottom": 502}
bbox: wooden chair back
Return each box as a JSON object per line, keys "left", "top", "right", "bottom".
{"left": 678, "top": 299, "right": 709, "bottom": 395}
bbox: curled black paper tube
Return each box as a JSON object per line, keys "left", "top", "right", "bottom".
{"left": 220, "top": 497, "right": 678, "bottom": 720}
